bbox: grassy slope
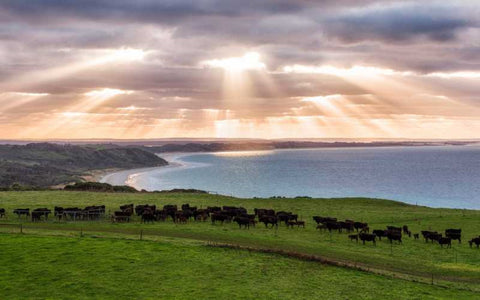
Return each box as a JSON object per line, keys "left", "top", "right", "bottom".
{"left": 0, "top": 191, "right": 479, "bottom": 291}
{"left": 1, "top": 234, "right": 478, "bottom": 300}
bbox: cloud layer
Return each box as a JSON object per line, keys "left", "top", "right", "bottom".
{"left": 0, "top": 0, "right": 479, "bottom": 139}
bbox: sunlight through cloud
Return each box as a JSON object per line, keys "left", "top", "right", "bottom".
{"left": 201, "top": 52, "right": 266, "bottom": 72}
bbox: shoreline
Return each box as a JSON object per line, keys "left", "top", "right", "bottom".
{"left": 98, "top": 152, "right": 201, "bottom": 188}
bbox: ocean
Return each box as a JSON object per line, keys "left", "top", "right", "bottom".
{"left": 101, "top": 145, "right": 480, "bottom": 209}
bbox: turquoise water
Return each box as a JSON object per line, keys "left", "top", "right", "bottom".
{"left": 128, "top": 145, "right": 480, "bottom": 209}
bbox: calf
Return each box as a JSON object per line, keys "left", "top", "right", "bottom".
{"left": 287, "top": 220, "right": 305, "bottom": 228}
{"left": 348, "top": 234, "right": 359, "bottom": 243}
{"left": 359, "top": 233, "right": 376, "bottom": 245}
{"left": 468, "top": 237, "right": 480, "bottom": 248}
{"left": 413, "top": 233, "right": 419, "bottom": 240}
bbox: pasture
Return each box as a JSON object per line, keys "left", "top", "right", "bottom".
{"left": 1, "top": 234, "right": 479, "bottom": 299}
{"left": 0, "top": 191, "right": 479, "bottom": 296}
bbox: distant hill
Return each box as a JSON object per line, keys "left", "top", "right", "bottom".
{"left": 137, "top": 140, "right": 474, "bottom": 153}
{"left": 0, "top": 143, "right": 167, "bottom": 187}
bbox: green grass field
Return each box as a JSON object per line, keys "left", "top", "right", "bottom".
{"left": 1, "top": 234, "right": 479, "bottom": 300}
{"left": 1, "top": 191, "right": 479, "bottom": 298}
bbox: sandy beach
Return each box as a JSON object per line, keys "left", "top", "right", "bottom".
{"left": 98, "top": 152, "right": 200, "bottom": 188}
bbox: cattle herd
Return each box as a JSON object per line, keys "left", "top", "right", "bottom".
{"left": 1, "top": 204, "right": 479, "bottom": 249}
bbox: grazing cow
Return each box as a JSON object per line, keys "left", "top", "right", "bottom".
{"left": 340, "top": 221, "right": 354, "bottom": 233}
{"left": 13, "top": 208, "right": 30, "bottom": 218}
{"left": 112, "top": 211, "right": 131, "bottom": 222}
{"left": 422, "top": 231, "right": 442, "bottom": 243}
{"left": 287, "top": 220, "right": 305, "bottom": 228}
{"left": 233, "top": 216, "right": 250, "bottom": 229}
{"left": 31, "top": 208, "right": 51, "bottom": 222}
{"left": 63, "top": 207, "right": 83, "bottom": 221}
{"left": 438, "top": 237, "right": 452, "bottom": 248}
{"left": 387, "top": 230, "right": 402, "bottom": 244}
{"left": 387, "top": 226, "right": 402, "bottom": 233}
{"left": 468, "top": 237, "right": 480, "bottom": 248}
{"left": 194, "top": 209, "right": 209, "bottom": 221}
{"left": 0, "top": 208, "right": 5, "bottom": 218}
{"left": 359, "top": 233, "right": 376, "bottom": 245}
{"left": 313, "top": 216, "right": 337, "bottom": 225}
{"left": 141, "top": 208, "right": 156, "bottom": 223}
{"left": 313, "top": 216, "right": 322, "bottom": 225}
{"left": 163, "top": 205, "right": 178, "bottom": 219}
{"left": 372, "top": 229, "right": 387, "bottom": 241}
{"left": 354, "top": 222, "right": 368, "bottom": 232}
{"left": 445, "top": 229, "right": 462, "bottom": 244}
{"left": 413, "top": 233, "right": 419, "bottom": 240}
{"left": 154, "top": 210, "right": 167, "bottom": 221}
{"left": 326, "top": 221, "right": 342, "bottom": 233}
{"left": 255, "top": 208, "right": 275, "bottom": 217}
{"left": 54, "top": 206, "right": 64, "bottom": 220}
{"left": 348, "top": 234, "right": 359, "bottom": 242}
{"left": 259, "top": 215, "right": 278, "bottom": 228}
{"left": 211, "top": 213, "right": 228, "bottom": 225}
{"left": 360, "top": 226, "right": 370, "bottom": 233}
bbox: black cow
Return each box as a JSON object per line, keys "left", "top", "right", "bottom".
{"left": 348, "top": 234, "right": 359, "bottom": 242}
{"left": 259, "top": 215, "right": 278, "bottom": 228}
{"left": 340, "top": 221, "right": 354, "bottom": 233}
{"left": 422, "top": 231, "right": 442, "bottom": 243}
{"left": 354, "top": 222, "right": 368, "bottom": 232}
{"left": 438, "top": 237, "right": 452, "bottom": 248}
{"left": 387, "top": 230, "right": 402, "bottom": 244}
{"left": 372, "top": 229, "right": 387, "bottom": 241}
{"left": 359, "top": 233, "right": 376, "bottom": 245}
{"left": 141, "top": 208, "right": 156, "bottom": 223}
{"left": 211, "top": 213, "right": 228, "bottom": 225}
{"left": 445, "top": 229, "right": 462, "bottom": 244}
{"left": 0, "top": 208, "right": 5, "bottom": 218}
{"left": 13, "top": 208, "right": 30, "bottom": 218}
{"left": 31, "top": 208, "right": 51, "bottom": 222}
{"left": 326, "top": 221, "right": 342, "bottom": 233}
{"left": 413, "top": 233, "right": 419, "bottom": 240}
{"left": 287, "top": 220, "right": 305, "bottom": 228}
{"left": 468, "top": 237, "right": 480, "bottom": 248}
{"left": 233, "top": 216, "right": 250, "bottom": 229}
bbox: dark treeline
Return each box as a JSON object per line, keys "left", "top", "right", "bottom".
{"left": 0, "top": 143, "right": 167, "bottom": 187}
{"left": 137, "top": 140, "right": 472, "bottom": 153}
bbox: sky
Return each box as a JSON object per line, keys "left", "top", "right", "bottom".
{"left": 0, "top": 0, "right": 479, "bottom": 140}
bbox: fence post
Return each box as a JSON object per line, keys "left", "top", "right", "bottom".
{"left": 20, "top": 223, "right": 23, "bottom": 234}
{"left": 140, "top": 230, "right": 143, "bottom": 240}
{"left": 80, "top": 227, "right": 83, "bottom": 237}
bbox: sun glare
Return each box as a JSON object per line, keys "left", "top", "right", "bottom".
{"left": 84, "top": 88, "right": 133, "bottom": 99}
{"left": 201, "top": 52, "right": 266, "bottom": 72}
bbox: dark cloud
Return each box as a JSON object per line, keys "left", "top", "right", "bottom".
{"left": 324, "top": 3, "right": 476, "bottom": 43}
